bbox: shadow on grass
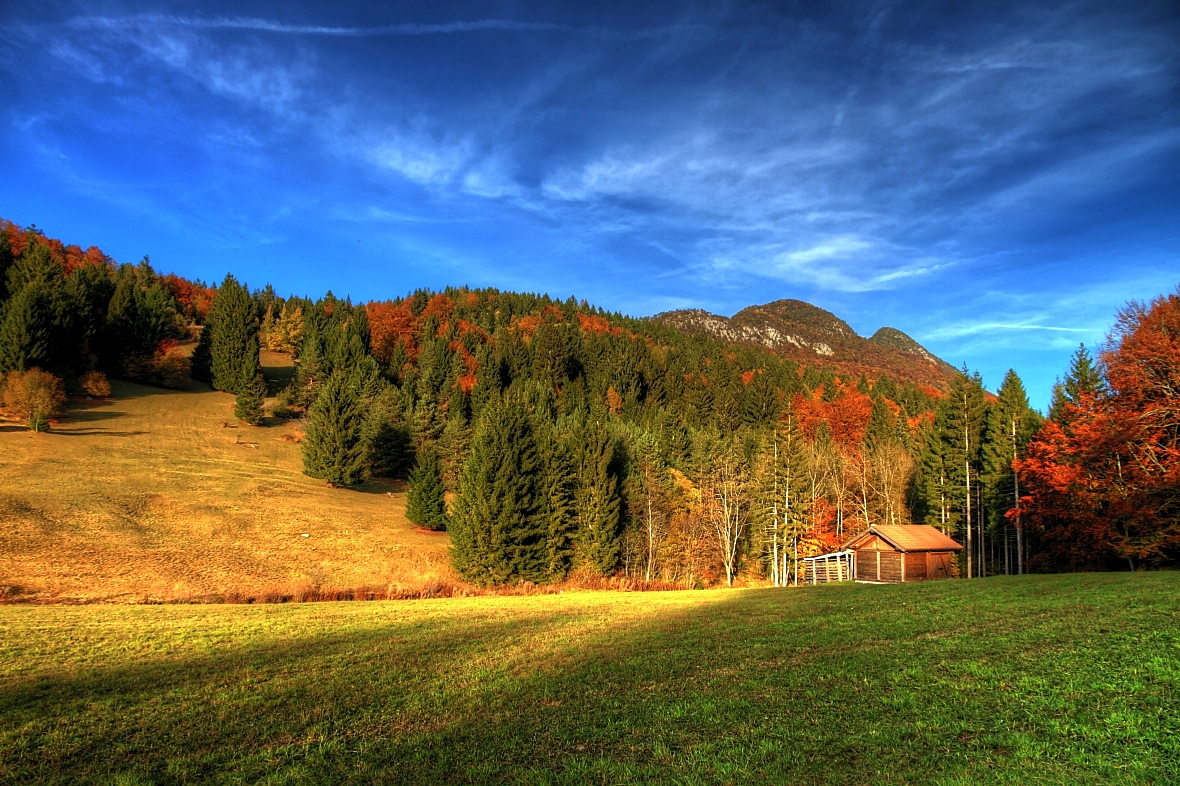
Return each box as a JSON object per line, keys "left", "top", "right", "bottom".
{"left": 63, "top": 409, "right": 125, "bottom": 423}
{"left": 2, "top": 575, "right": 1177, "bottom": 785}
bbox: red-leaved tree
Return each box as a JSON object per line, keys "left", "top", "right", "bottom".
{"left": 1016, "top": 287, "right": 1180, "bottom": 570}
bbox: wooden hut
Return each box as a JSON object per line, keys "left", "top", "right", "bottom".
{"left": 844, "top": 525, "right": 963, "bottom": 584}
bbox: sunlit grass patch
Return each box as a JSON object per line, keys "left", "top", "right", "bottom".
{"left": 1, "top": 572, "right": 1177, "bottom": 784}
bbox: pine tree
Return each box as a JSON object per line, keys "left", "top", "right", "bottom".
{"left": 1049, "top": 344, "right": 1108, "bottom": 422}
{"left": 759, "top": 411, "right": 811, "bottom": 586}
{"left": 406, "top": 445, "right": 449, "bottom": 530}
{"left": 234, "top": 350, "right": 266, "bottom": 425}
{"left": 2, "top": 242, "right": 72, "bottom": 374}
{"left": 366, "top": 386, "right": 413, "bottom": 478}
{"left": 0, "top": 282, "right": 54, "bottom": 373}
{"left": 104, "top": 267, "right": 142, "bottom": 361}
{"left": 540, "top": 429, "right": 576, "bottom": 581}
{"left": 573, "top": 418, "right": 622, "bottom": 574}
{"left": 301, "top": 370, "right": 368, "bottom": 486}
{"left": 450, "top": 398, "right": 547, "bottom": 585}
{"left": 209, "top": 274, "right": 258, "bottom": 395}
{"left": 190, "top": 323, "right": 213, "bottom": 383}
{"left": 982, "top": 369, "right": 1042, "bottom": 575}
{"left": 0, "top": 231, "right": 12, "bottom": 303}
{"left": 864, "top": 395, "right": 897, "bottom": 450}
{"left": 940, "top": 368, "right": 989, "bottom": 577}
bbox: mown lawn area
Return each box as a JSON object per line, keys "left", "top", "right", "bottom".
{"left": 1, "top": 572, "right": 1177, "bottom": 784}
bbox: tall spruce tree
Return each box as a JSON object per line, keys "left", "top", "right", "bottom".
{"left": 209, "top": 274, "right": 258, "bottom": 395}
{"left": 540, "top": 429, "right": 577, "bottom": 581}
{"left": 450, "top": 398, "right": 547, "bottom": 585}
{"left": 301, "top": 369, "right": 368, "bottom": 486}
{"left": 0, "top": 282, "right": 54, "bottom": 373}
{"left": 982, "top": 369, "right": 1042, "bottom": 575}
{"left": 0, "top": 231, "right": 12, "bottom": 303}
{"left": 760, "top": 411, "right": 811, "bottom": 586}
{"left": 940, "top": 369, "right": 989, "bottom": 577}
{"left": 1049, "top": 343, "right": 1108, "bottom": 422}
{"left": 190, "top": 323, "right": 213, "bottom": 382}
{"left": 233, "top": 350, "right": 266, "bottom": 425}
{"left": 573, "top": 418, "right": 623, "bottom": 574}
{"left": 406, "top": 445, "right": 449, "bottom": 530}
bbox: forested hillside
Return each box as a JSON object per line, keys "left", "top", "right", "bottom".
{"left": 2, "top": 218, "right": 1176, "bottom": 589}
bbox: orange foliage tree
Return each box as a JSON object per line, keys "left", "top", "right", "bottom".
{"left": 1017, "top": 288, "right": 1180, "bottom": 570}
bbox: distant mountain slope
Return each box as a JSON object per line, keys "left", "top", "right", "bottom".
{"left": 869, "top": 327, "right": 957, "bottom": 374}
{"left": 652, "top": 299, "right": 955, "bottom": 388}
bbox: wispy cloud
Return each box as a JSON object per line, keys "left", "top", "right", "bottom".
{"left": 58, "top": 14, "right": 707, "bottom": 42}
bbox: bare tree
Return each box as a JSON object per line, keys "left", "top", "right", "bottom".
{"left": 706, "top": 449, "right": 750, "bottom": 587}
{"left": 868, "top": 441, "right": 915, "bottom": 526}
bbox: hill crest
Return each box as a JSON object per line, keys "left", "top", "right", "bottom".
{"left": 651, "top": 300, "right": 954, "bottom": 386}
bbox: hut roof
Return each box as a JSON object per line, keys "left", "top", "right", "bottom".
{"left": 844, "top": 525, "right": 963, "bottom": 553}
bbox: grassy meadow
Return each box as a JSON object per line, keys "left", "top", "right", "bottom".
{"left": 0, "top": 351, "right": 452, "bottom": 602}
{"left": 1, "top": 573, "right": 1177, "bottom": 784}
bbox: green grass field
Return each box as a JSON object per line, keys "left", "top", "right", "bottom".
{"left": 2, "top": 573, "right": 1177, "bottom": 784}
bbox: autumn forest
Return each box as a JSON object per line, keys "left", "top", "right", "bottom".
{"left": 2, "top": 218, "right": 1176, "bottom": 587}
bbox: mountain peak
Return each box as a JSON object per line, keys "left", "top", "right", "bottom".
{"left": 651, "top": 299, "right": 954, "bottom": 387}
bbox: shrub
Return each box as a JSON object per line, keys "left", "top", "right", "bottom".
{"left": 2, "top": 368, "right": 67, "bottom": 431}
{"left": 80, "top": 370, "right": 111, "bottom": 398}
{"left": 121, "top": 341, "right": 191, "bottom": 389}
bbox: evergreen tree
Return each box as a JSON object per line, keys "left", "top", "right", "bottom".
{"left": 2, "top": 242, "right": 73, "bottom": 374}
{"left": 234, "top": 351, "right": 266, "bottom": 425}
{"left": 66, "top": 262, "right": 114, "bottom": 357}
{"left": 758, "top": 411, "right": 811, "bottom": 585}
{"left": 302, "top": 370, "right": 368, "bottom": 486}
{"left": 1049, "top": 343, "right": 1108, "bottom": 422}
{"left": 540, "top": 429, "right": 577, "bottom": 580}
{"left": 741, "top": 370, "right": 779, "bottom": 427}
{"left": 864, "top": 395, "right": 897, "bottom": 450}
{"left": 190, "top": 323, "right": 213, "bottom": 383}
{"left": 982, "top": 369, "right": 1042, "bottom": 574}
{"left": 0, "top": 231, "right": 12, "bottom": 303}
{"left": 573, "top": 418, "right": 623, "bottom": 574}
{"left": 450, "top": 399, "right": 547, "bottom": 585}
{"left": 292, "top": 322, "right": 325, "bottom": 408}
{"left": 0, "top": 282, "right": 54, "bottom": 373}
{"left": 209, "top": 274, "right": 258, "bottom": 394}
{"left": 366, "top": 386, "right": 413, "bottom": 478}
{"left": 437, "top": 414, "right": 473, "bottom": 490}
{"left": 406, "top": 445, "right": 449, "bottom": 530}
{"left": 938, "top": 368, "right": 989, "bottom": 576}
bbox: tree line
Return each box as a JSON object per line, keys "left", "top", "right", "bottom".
{"left": 3, "top": 219, "right": 1174, "bottom": 582}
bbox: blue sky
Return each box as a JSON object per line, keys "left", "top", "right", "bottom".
{"left": 2, "top": 1, "right": 1178, "bottom": 409}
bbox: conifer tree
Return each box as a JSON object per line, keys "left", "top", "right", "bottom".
{"left": 864, "top": 395, "right": 897, "bottom": 450}
{"left": 406, "top": 445, "right": 449, "bottom": 530}
{"left": 940, "top": 368, "right": 988, "bottom": 576}
{"left": 234, "top": 352, "right": 266, "bottom": 425}
{"left": 1049, "top": 344, "right": 1108, "bottom": 423}
{"left": 209, "top": 274, "right": 258, "bottom": 395}
{"left": 540, "top": 429, "right": 577, "bottom": 580}
{"left": 190, "top": 323, "right": 213, "bottom": 383}
{"left": 450, "top": 399, "right": 547, "bottom": 585}
{"left": 759, "top": 411, "right": 811, "bottom": 585}
{"left": 301, "top": 370, "right": 367, "bottom": 486}
{"left": 0, "top": 282, "right": 53, "bottom": 373}
{"left": 573, "top": 418, "right": 623, "bottom": 574}
{"left": 104, "top": 267, "right": 142, "bottom": 361}
{"left": 0, "top": 231, "right": 12, "bottom": 303}
{"left": 982, "top": 369, "right": 1042, "bottom": 574}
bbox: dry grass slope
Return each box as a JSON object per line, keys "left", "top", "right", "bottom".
{"left": 0, "top": 352, "right": 452, "bottom": 602}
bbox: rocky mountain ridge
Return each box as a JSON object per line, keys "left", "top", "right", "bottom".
{"left": 651, "top": 299, "right": 956, "bottom": 387}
